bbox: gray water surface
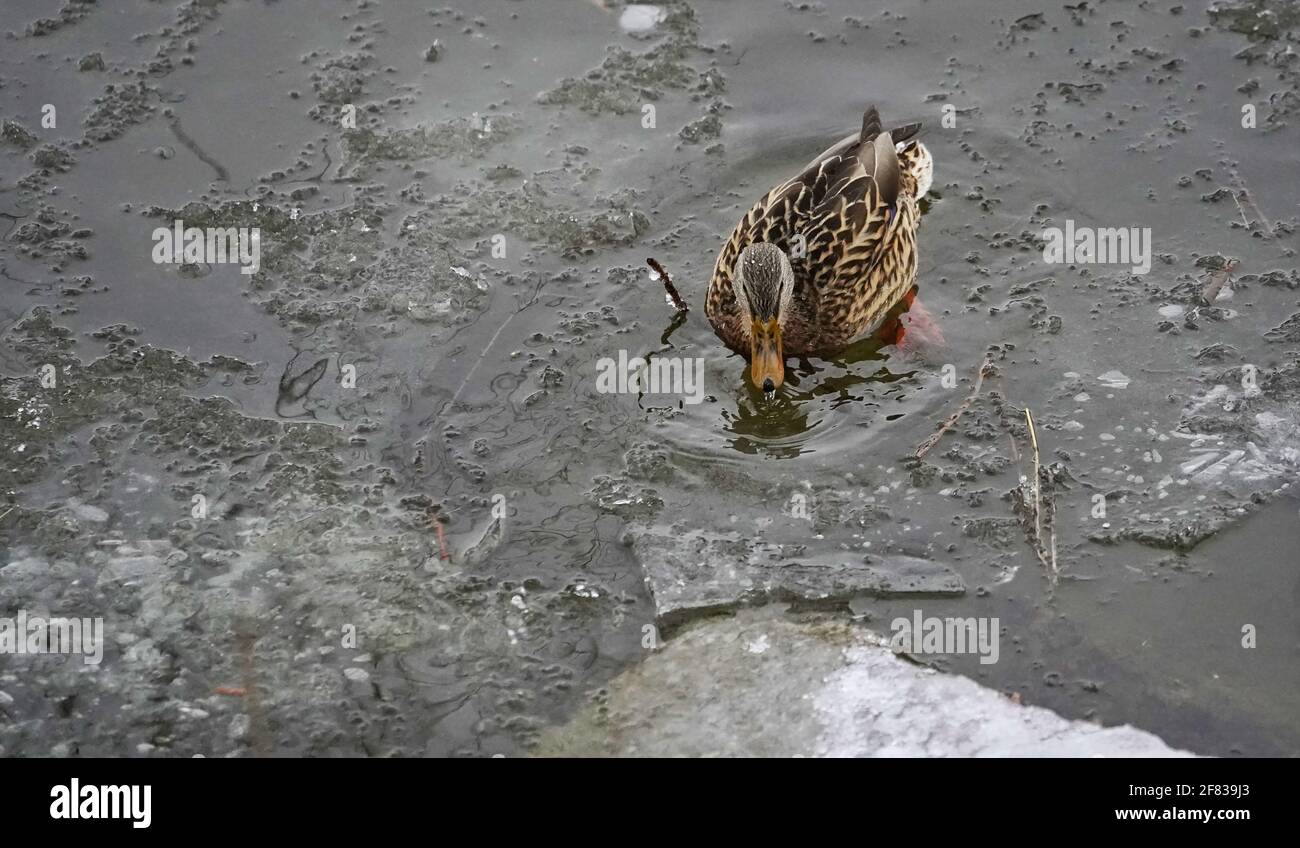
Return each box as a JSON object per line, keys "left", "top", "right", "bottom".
{"left": 0, "top": 0, "right": 1297, "bottom": 757}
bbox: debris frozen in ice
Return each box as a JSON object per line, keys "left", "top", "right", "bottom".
{"left": 619, "top": 5, "right": 665, "bottom": 32}
{"left": 1097, "top": 370, "right": 1131, "bottom": 389}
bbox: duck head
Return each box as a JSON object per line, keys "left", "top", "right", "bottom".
{"left": 733, "top": 242, "right": 795, "bottom": 397}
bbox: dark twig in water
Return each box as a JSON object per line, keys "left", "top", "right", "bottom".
{"left": 914, "top": 355, "right": 993, "bottom": 459}
{"left": 1199, "top": 257, "right": 1239, "bottom": 306}
{"left": 647, "top": 257, "right": 689, "bottom": 313}
{"left": 168, "top": 115, "right": 230, "bottom": 183}
{"left": 660, "top": 309, "right": 688, "bottom": 346}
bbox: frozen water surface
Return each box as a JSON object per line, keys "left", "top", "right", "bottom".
{"left": 0, "top": 0, "right": 1297, "bottom": 756}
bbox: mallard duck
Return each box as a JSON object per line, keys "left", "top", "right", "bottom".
{"left": 706, "top": 106, "right": 933, "bottom": 394}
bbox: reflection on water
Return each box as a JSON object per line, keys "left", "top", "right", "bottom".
{"left": 710, "top": 320, "right": 921, "bottom": 458}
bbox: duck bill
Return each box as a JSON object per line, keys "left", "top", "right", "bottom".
{"left": 749, "top": 317, "right": 785, "bottom": 393}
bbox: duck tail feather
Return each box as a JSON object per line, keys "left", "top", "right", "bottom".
{"left": 859, "top": 106, "right": 882, "bottom": 144}
{"left": 888, "top": 121, "right": 922, "bottom": 144}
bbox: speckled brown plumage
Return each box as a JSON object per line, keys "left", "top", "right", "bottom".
{"left": 706, "top": 106, "right": 932, "bottom": 358}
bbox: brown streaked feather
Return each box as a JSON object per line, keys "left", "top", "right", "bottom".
{"left": 860, "top": 106, "right": 883, "bottom": 142}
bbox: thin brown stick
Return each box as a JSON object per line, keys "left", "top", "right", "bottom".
{"left": 1228, "top": 161, "right": 1273, "bottom": 238}
{"left": 1239, "top": 188, "right": 1273, "bottom": 238}
{"left": 914, "top": 356, "right": 993, "bottom": 459}
{"left": 1022, "top": 407, "right": 1059, "bottom": 584}
{"left": 1025, "top": 408, "right": 1042, "bottom": 546}
{"left": 647, "top": 257, "right": 689, "bottom": 313}
{"left": 1228, "top": 191, "right": 1251, "bottom": 229}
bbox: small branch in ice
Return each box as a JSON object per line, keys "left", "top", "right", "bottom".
{"left": 1016, "top": 407, "right": 1059, "bottom": 586}
{"left": 1025, "top": 408, "right": 1042, "bottom": 547}
{"left": 1228, "top": 190, "right": 1251, "bottom": 229}
{"left": 1226, "top": 160, "right": 1274, "bottom": 238}
{"left": 647, "top": 257, "right": 689, "bottom": 313}
{"left": 1240, "top": 189, "right": 1273, "bottom": 237}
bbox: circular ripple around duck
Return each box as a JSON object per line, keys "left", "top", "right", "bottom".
{"left": 653, "top": 347, "right": 921, "bottom": 465}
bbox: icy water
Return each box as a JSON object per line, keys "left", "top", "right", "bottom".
{"left": 0, "top": 0, "right": 1297, "bottom": 757}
